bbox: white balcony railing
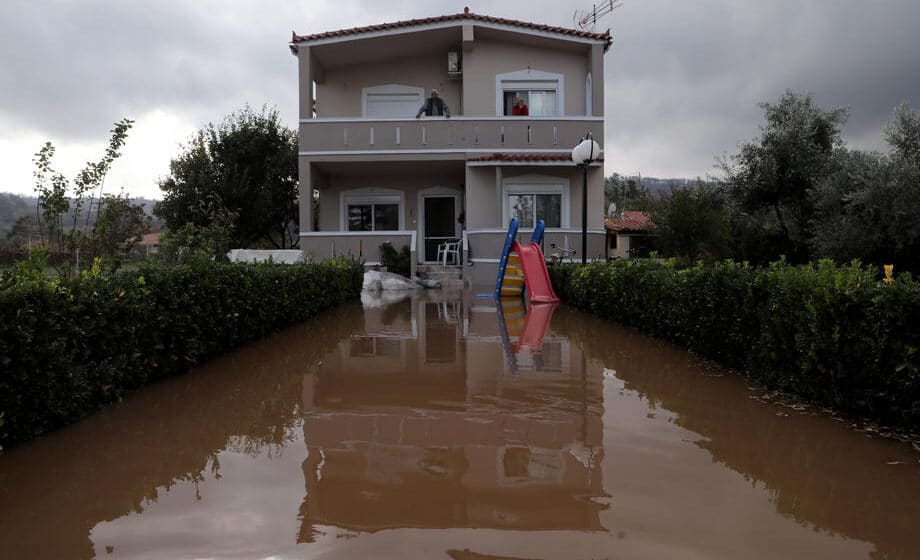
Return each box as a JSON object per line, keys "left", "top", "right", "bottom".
{"left": 299, "top": 117, "right": 603, "bottom": 155}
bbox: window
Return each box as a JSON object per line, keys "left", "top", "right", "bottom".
{"left": 347, "top": 203, "right": 399, "bottom": 231}
{"left": 341, "top": 188, "right": 404, "bottom": 231}
{"left": 503, "top": 176, "right": 568, "bottom": 229}
{"left": 503, "top": 90, "right": 557, "bottom": 117}
{"left": 509, "top": 193, "right": 562, "bottom": 228}
{"left": 496, "top": 69, "right": 564, "bottom": 117}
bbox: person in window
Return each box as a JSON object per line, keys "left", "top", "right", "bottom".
{"left": 416, "top": 89, "right": 451, "bottom": 118}
{"left": 512, "top": 97, "right": 529, "bottom": 116}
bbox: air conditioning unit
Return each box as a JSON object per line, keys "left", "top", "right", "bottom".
{"left": 447, "top": 51, "right": 462, "bottom": 78}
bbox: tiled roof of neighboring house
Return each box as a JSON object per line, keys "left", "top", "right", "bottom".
{"left": 139, "top": 232, "right": 161, "bottom": 246}
{"left": 605, "top": 211, "right": 654, "bottom": 233}
{"left": 292, "top": 8, "right": 611, "bottom": 48}
{"left": 467, "top": 153, "right": 605, "bottom": 163}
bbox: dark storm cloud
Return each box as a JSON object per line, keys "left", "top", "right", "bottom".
{"left": 602, "top": 0, "right": 920, "bottom": 176}
{"left": 1, "top": 0, "right": 919, "bottom": 184}
{"left": 0, "top": 0, "right": 301, "bottom": 139}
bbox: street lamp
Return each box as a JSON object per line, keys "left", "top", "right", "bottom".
{"left": 571, "top": 133, "right": 600, "bottom": 265}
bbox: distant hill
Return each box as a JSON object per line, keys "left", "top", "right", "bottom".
{"left": 620, "top": 176, "right": 699, "bottom": 195}
{"left": 0, "top": 192, "right": 163, "bottom": 236}
{"left": 0, "top": 193, "right": 38, "bottom": 235}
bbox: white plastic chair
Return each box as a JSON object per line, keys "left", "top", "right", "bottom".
{"left": 436, "top": 239, "right": 461, "bottom": 266}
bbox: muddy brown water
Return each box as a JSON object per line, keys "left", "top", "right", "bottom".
{"left": 1, "top": 289, "right": 918, "bottom": 560}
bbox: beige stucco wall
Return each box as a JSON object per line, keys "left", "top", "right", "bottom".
{"left": 317, "top": 53, "right": 462, "bottom": 118}
{"left": 316, "top": 169, "right": 465, "bottom": 242}
{"left": 464, "top": 165, "right": 604, "bottom": 230}
{"left": 309, "top": 36, "right": 596, "bottom": 119}
{"left": 461, "top": 38, "right": 590, "bottom": 117}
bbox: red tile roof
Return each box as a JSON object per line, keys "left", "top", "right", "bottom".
{"left": 467, "top": 153, "right": 605, "bottom": 163}
{"left": 292, "top": 8, "right": 611, "bottom": 48}
{"left": 139, "top": 232, "right": 161, "bottom": 246}
{"left": 605, "top": 211, "right": 654, "bottom": 232}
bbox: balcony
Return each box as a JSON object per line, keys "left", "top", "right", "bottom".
{"left": 298, "top": 117, "right": 603, "bottom": 156}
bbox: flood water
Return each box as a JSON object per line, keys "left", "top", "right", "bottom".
{"left": 1, "top": 289, "right": 919, "bottom": 559}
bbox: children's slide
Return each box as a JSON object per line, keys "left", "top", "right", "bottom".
{"left": 512, "top": 241, "right": 559, "bottom": 303}
{"left": 492, "top": 218, "right": 560, "bottom": 303}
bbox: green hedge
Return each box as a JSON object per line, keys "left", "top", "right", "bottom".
{"left": 0, "top": 257, "right": 364, "bottom": 448}
{"left": 549, "top": 259, "right": 920, "bottom": 429}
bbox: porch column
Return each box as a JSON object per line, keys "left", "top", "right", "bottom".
{"left": 494, "top": 166, "right": 503, "bottom": 222}
{"left": 298, "top": 45, "right": 313, "bottom": 119}
{"left": 590, "top": 44, "right": 604, "bottom": 117}
{"left": 299, "top": 161, "right": 313, "bottom": 234}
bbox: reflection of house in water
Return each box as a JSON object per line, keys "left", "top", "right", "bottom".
{"left": 298, "top": 292, "right": 606, "bottom": 540}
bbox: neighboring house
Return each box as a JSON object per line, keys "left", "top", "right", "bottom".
{"left": 291, "top": 9, "right": 610, "bottom": 283}
{"left": 604, "top": 211, "right": 655, "bottom": 260}
{"left": 136, "top": 232, "right": 161, "bottom": 256}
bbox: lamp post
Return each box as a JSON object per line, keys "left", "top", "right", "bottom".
{"left": 571, "top": 133, "right": 600, "bottom": 265}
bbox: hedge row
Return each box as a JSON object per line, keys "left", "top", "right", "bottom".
{"left": 0, "top": 257, "right": 364, "bottom": 448}
{"left": 549, "top": 259, "right": 920, "bottom": 430}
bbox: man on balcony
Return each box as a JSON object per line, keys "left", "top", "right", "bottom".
{"left": 415, "top": 89, "right": 451, "bottom": 118}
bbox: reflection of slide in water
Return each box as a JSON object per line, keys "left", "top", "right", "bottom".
{"left": 496, "top": 300, "right": 559, "bottom": 374}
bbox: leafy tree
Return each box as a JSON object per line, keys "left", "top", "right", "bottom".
{"left": 156, "top": 105, "right": 298, "bottom": 249}
{"left": 647, "top": 182, "right": 730, "bottom": 264}
{"left": 722, "top": 91, "right": 848, "bottom": 263}
{"left": 604, "top": 173, "right": 650, "bottom": 215}
{"left": 885, "top": 102, "right": 920, "bottom": 165}
{"left": 31, "top": 119, "right": 144, "bottom": 274}
{"left": 810, "top": 104, "right": 920, "bottom": 272}
{"left": 91, "top": 192, "right": 150, "bottom": 265}
{"left": 157, "top": 194, "right": 239, "bottom": 263}
{"left": 5, "top": 215, "right": 41, "bottom": 249}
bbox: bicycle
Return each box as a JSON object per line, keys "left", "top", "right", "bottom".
{"left": 548, "top": 243, "right": 576, "bottom": 264}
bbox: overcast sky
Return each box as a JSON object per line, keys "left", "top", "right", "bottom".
{"left": 1, "top": 0, "right": 918, "bottom": 199}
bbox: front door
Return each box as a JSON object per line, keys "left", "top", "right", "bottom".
{"left": 423, "top": 197, "right": 456, "bottom": 262}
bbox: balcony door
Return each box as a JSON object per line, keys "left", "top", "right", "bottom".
{"left": 363, "top": 84, "right": 423, "bottom": 118}
{"left": 421, "top": 191, "right": 460, "bottom": 263}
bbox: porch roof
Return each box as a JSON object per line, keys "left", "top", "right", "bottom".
{"left": 291, "top": 8, "right": 611, "bottom": 49}
{"left": 466, "top": 152, "right": 605, "bottom": 165}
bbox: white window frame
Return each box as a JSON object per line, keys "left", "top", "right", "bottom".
{"left": 362, "top": 84, "right": 424, "bottom": 118}
{"left": 495, "top": 69, "right": 565, "bottom": 117}
{"left": 340, "top": 187, "right": 405, "bottom": 231}
{"left": 502, "top": 174, "right": 569, "bottom": 228}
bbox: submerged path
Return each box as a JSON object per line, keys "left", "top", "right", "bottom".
{"left": 1, "top": 289, "right": 918, "bottom": 559}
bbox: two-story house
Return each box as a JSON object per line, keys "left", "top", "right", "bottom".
{"left": 291, "top": 9, "right": 610, "bottom": 284}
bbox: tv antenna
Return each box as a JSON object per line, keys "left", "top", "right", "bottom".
{"left": 574, "top": 0, "right": 622, "bottom": 31}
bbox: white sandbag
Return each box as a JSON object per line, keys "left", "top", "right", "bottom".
{"left": 363, "top": 270, "right": 421, "bottom": 291}
{"left": 227, "top": 249, "right": 304, "bottom": 264}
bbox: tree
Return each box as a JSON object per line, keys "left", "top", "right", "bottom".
{"left": 648, "top": 182, "right": 730, "bottom": 264}
{"left": 5, "top": 215, "right": 41, "bottom": 249}
{"left": 91, "top": 192, "right": 150, "bottom": 265}
{"left": 604, "top": 173, "right": 650, "bottom": 215}
{"left": 156, "top": 105, "right": 298, "bottom": 249}
{"left": 31, "top": 118, "right": 145, "bottom": 274}
{"left": 157, "top": 193, "right": 239, "bottom": 263}
{"left": 885, "top": 102, "right": 920, "bottom": 165}
{"left": 722, "top": 91, "right": 848, "bottom": 263}
{"left": 810, "top": 104, "right": 920, "bottom": 272}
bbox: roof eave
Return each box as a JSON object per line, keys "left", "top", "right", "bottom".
{"left": 291, "top": 12, "right": 610, "bottom": 48}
